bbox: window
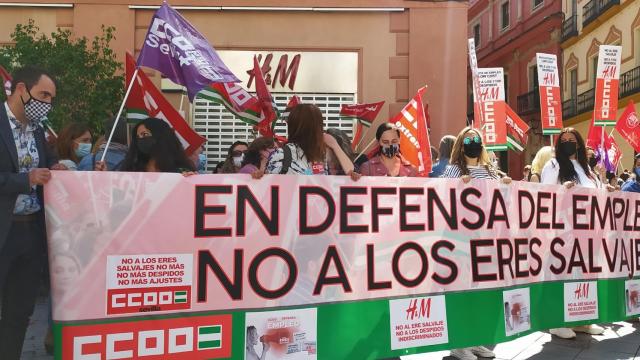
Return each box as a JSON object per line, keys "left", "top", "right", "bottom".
{"left": 473, "top": 23, "right": 481, "bottom": 47}
{"left": 570, "top": 69, "right": 577, "bottom": 99}
{"left": 504, "top": 73, "right": 509, "bottom": 103}
{"left": 501, "top": 1, "right": 510, "bottom": 30}
{"left": 533, "top": 0, "right": 543, "bottom": 9}
{"left": 591, "top": 56, "right": 598, "bottom": 87}
{"left": 635, "top": 28, "right": 640, "bottom": 66}
{"left": 529, "top": 65, "right": 538, "bottom": 91}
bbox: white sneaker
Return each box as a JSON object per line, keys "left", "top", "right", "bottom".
{"left": 450, "top": 348, "right": 478, "bottom": 360}
{"left": 469, "top": 345, "right": 496, "bottom": 358}
{"left": 549, "top": 327, "right": 576, "bottom": 339}
{"left": 573, "top": 324, "right": 605, "bottom": 335}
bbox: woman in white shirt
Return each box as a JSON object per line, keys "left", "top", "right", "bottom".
{"left": 541, "top": 127, "right": 607, "bottom": 339}
{"left": 541, "top": 128, "right": 601, "bottom": 189}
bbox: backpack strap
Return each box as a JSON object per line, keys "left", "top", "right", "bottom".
{"left": 279, "top": 145, "right": 292, "bottom": 174}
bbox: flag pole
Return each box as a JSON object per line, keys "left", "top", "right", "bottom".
{"left": 355, "top": 137, "right": 378, "bottom": 162}
{"left": 101, "top": 67, "right": 139, "bottom": 162}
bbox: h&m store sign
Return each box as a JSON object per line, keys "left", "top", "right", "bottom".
{"left": 162, "top": 50, "right": 358, "bottom": 94}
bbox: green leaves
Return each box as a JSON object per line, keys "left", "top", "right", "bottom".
{"left": 0, "top": 20, "right": 124, "bottom": 135}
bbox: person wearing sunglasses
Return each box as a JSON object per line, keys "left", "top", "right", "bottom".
{"left": 440, "top": 127, "right": 510, "bottom": 360}
{"left": 441, "top": 127, "right": 511, "bottom": 185}
{"left": 220, "top": 141, "right": 249, "bottom": 174}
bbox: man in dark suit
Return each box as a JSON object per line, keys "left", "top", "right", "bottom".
{"left": 0, "top": 66, "right": 64, "bottom": 359}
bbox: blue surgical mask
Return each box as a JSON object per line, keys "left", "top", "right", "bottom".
{"left": 198, "top": 153, "right": 207, "bottom": 173}
{"left": 75, "top": 142, "right": 92, "bottom": 159}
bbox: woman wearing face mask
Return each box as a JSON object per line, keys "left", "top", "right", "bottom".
{"left": 118, "top": 118, "right": 195, "bottom": 173}
{"left": 622, "top": 154, "right": 640, "bottom": 193}
{"left": 441, "top": 127, "right": 511, "bottom": 184}
{"left": 541, "top": 127, "right": 609, "bottom": 339}
{"left": 239, "top": 137, "right": 277, "bottom": 176}
{"left": 441, "top": 127, "right": 507, "bottom": 360}
{"left": 220, "top": 141, "right": 249, "bottom": 174}
{"left": 359, "top": 123, "right": 418, "bottom": 177}
{"left": 56, "top": 122, "right": 92, "bottom": 171}
{"left": 188, "top": 145, "right": 207, "bottom": 174}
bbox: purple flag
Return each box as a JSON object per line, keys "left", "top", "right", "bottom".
{"left": 137, "top": 2, "right": 239, "bottom": 101}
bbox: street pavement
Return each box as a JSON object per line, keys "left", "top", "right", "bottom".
{"left": 21, "top": 297, "right": 640, "bottom": 360}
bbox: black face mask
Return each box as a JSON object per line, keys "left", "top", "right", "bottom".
{"left": 559, "top": 141, "right": 577, "bottom": 157}
{"left": 463, "top": 142, "right": 483, "bottom": 159}
{"left": 588, "top": 157, "right": 597, "bottom": 168}
{"left": 136, "top": 136, "right": 156, "bottom": 155}
{"left": 381, "top": 144, "right": 400, "bottom": 158}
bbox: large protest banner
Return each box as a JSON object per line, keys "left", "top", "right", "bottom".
{"left": 45, "top": 172, "right": 640, "bottom": 359}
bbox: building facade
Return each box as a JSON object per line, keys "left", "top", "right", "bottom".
{"left": 468, "top": 0, "right": 563, "bottom": 178}
{"left": 0, "top": 0, "right": 468, "bottom": 167}
{"left": 561, "top": 0, "right": 639, "bottom": 170}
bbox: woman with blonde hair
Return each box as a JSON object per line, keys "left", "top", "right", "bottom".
{"left": 441, "top": 127, "right": 511, "bottom": 185}
{"left": 442, "top": 126, "right": 510, "bottom": 360}
{"left": 528, "top": 146, "right": 554, "bottom": 182}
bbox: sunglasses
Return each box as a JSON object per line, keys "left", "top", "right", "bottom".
{"left": 463, "top": 136, "right": 482, "bottom": 145}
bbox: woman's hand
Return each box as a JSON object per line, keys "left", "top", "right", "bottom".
{"left": 461, "top": 175, "right": 472, "bottom": 184}
{"left": 563, "top": 181, "right": 576, "bottom": 189}
{"left": 501, "top": 176, "right": 512, "bottom": 184}
{"left": 94, "top": 161, "right": 107, "bottom": 171}
{"left": 182, "top": 171, "right": 197, "bottom": 177}
{"left": 251, "top": 169, "right": 265, "bottom": 179}
{"left": 51, "top": 163, "right": 68, "bottom": 170}
{"left": 348, "top": 170, "right": 362, "bottom": 182}
{"left": 606, "top": 184, "right": 616, "bottom": 192}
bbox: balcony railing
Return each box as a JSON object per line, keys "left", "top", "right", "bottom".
{"left": 517, "top": 89, "right": 540, "bottom": 114}
{"left": 620, "top": 66, "right": 640, "bottom": 99}
{"left": 562, "top": 99, "right": 577, "bottom": 119}
{"left": 583, "top": 0, "right": 620, "bottom": 27}
{"left": 576, "top": 88, "right": 595, "bottom": 114}
{"left": 562, "top": 15, "right": 578, "bottom": 42}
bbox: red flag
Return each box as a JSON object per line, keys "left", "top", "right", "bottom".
{"left": 505, "top": 104, "right": 529, "bottom": 152}
{"left": 340, "top": 101, "right": 385, "bottom": 150}
{"left": 0, "top": 65, "right": 11, "bottom": 96}
{"left": 252, "top": 56, "right": 278, "bottom": 138}
{"left": 125, "top": 53, "right": 206, "bottom": 155}
{"left": 389, "top": 86, "right": 432, "bottom": 175}
{"left": 286, "top": 95, "right": 301, "bottom": 112}
{"left": 587, "top": 116, "right": 621, "bottom": 172}
{"left": 615, "top": 101, "right": 640, "bottom": 152}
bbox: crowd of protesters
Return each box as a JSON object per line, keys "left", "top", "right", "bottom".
{"left": 3, "top": 66, "right": 640, "bottom": 360}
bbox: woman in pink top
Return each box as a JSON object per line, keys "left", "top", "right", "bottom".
{"left": 359, "top": 123, "right": 419, "bottom": 177}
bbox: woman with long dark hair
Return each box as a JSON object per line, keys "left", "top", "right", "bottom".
{"left": 265, "top": 104, "right": 354, "bottom": 176}
{"left": 119, "top": 118, "right": 194, "bottom": 173}
{"left": 541, "top": 128, "right": 606, "bottom": 189}
{"left": 359, "top": 123, "right": 418, "bottom": 177}
{"left": 220, "top": 141, "right": 249, "bottom": 174}
{"left": 541, "top": 128, "right": 611, "bottom": 339}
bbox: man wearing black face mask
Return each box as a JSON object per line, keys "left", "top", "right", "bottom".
{"left": 0, "top": 66, "right": 64, "bottom": 358}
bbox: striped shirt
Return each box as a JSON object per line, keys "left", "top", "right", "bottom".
{"left": 441, "top": 164, "right": 500, "bottom": 180}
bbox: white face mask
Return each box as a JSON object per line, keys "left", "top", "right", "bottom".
{"left": 233, "top": 154, "right": 244, "bottom": 167}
